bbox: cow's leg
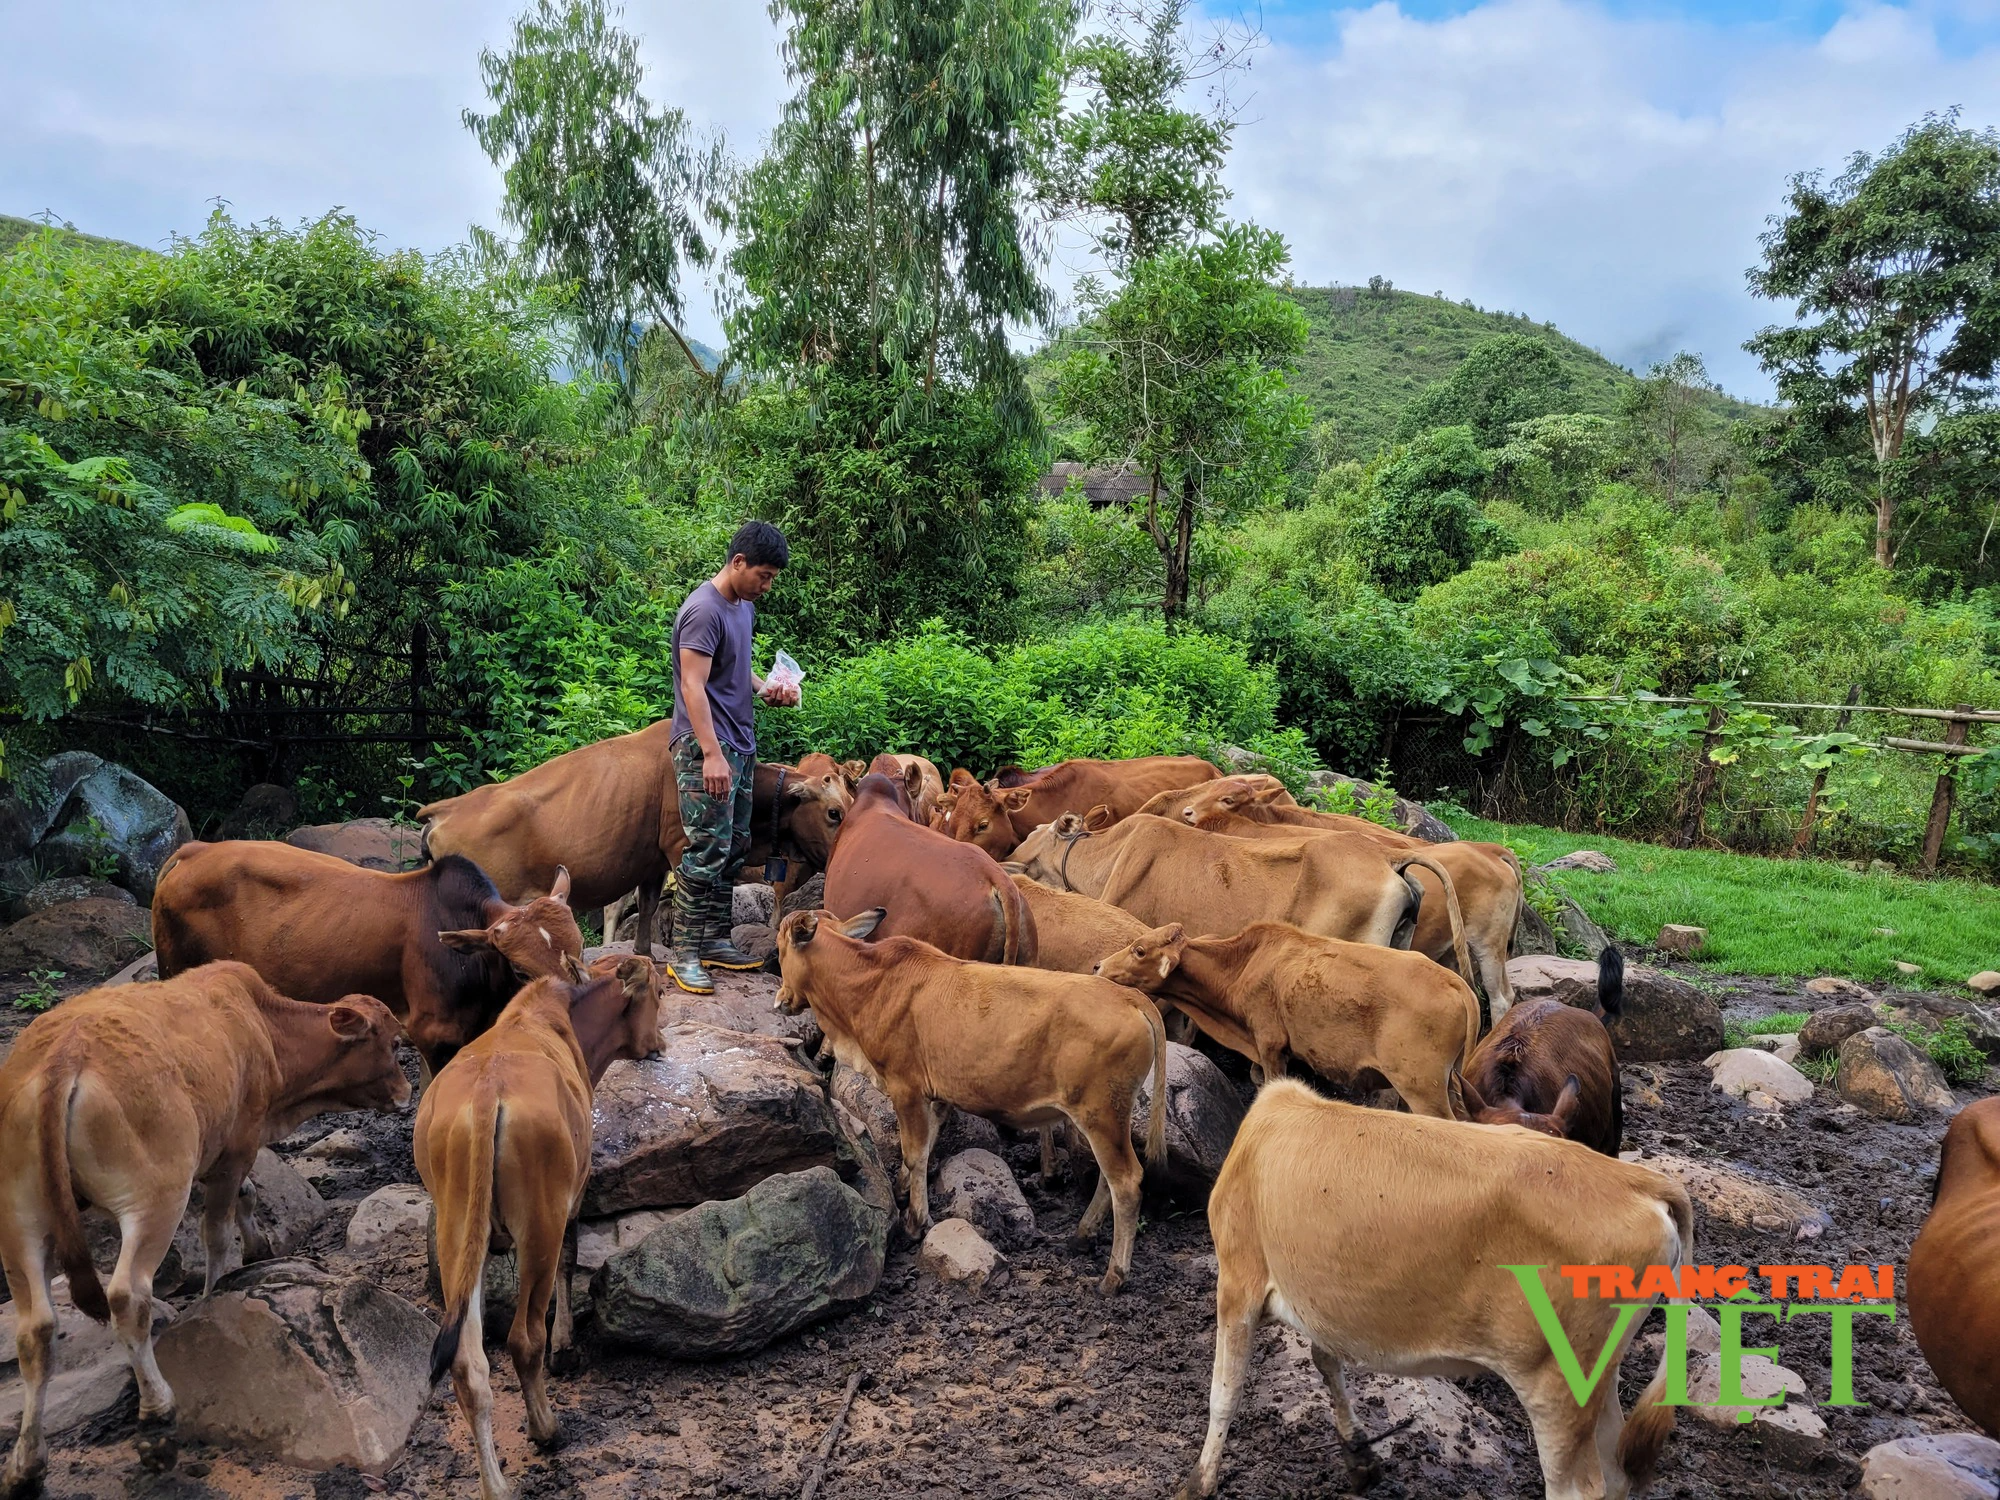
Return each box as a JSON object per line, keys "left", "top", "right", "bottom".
{"left": 111, "top": 1196, "right": 187, "bottom": 1473}
{"left": 1476, "top": 934, "right": 1514, "bottom": 1024}
{"left": 452, "top": 1264, "right": 510, "bottom": 1500}
{"left": 1592, "top": 1379, "right": 1631, "bottom": 1500}
{"left": 601, "top": 892, "right": 630, "bottom": 949}
{"left": 507, "top": 1206, "right": 564, "bottom": 1451}
{"left": 1074, "top": 1104, "right": 1144, "bottom": 1294}
{"left": 1516, "top": 1367, "right": 1605, "bottom": 1500}
{"left": 1309, "top": 1343, "right": 1382, "bottom": 1489}
{"left": 1389, "top": 1062, "right": 1453, "bottom": 1121}
{"left": 1174, "top": 1266, "right": 1265, "bottom": 1500}
{"left": 635, "top": 881, "right": 662, "bottom": 961}
{"left": 197, "top": 1151, "right": 257, "bottom": 1290}
{"left": 548, "top": 1219, "right": 579, "bottom": 1376}
{"left": 0, "top": 1236, "right": 56, "bottom": 1499}
{"left": 890, "top": 1090, "right": 939, "bottom": 1238}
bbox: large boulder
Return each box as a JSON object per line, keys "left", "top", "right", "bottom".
{"left": 12, "top": 752, "right": 105, "bottom": 848}
{"left": 1706, "top": 1048, "right": 1815, "bottom": 1106}
{"left": 0, "top": 897, "right": 153, "bottom": 975}
{"left": 1636, "top": 1152, "right": 1832, "bottom": 1236}
{"left": 35, "top": 761, "right": 191, "bottom": 904}
{"left": 1685, "top": 1352, "right": 1829, "bottom": 1468}
{"left": 1511, "top": 894, "right": 1609, "bottom": 961}
{"left": 731, "top": 882, "right": 778, "bottom": 928}
{"left": 282, "top": 818, "right": 423, "bottom": 872}
{"left": 345, "top": 1183, "right": 432, "bottom": 1257}
{"left": 218, "top": 783, "right": 300, "bottom": 841}
{"left": 152, "top": 1259, "right": 435, "bottom": 1474}
{"left": 826, "top": 1065, "right": 1002, "bottom": 1180}
{"left": 1858, "top": 1432, "right": 2000, "bottom": 1499}
{"left": 580, "top": 955, "right": 808, "bottom": 1040}
{"left": 934, "top": 1150, "right": 1036, "bottom": 1250}
{"left": 1875, "top": 993, "right": 2000, "bottom": 1061}
{"left": 1298, "top": 768, "right": 1457, "bottom": 843}
{"left": 21, "top": 876, "right": 133, "bottom": 916}
{"left": 591, "top": 1166, "right": 889, "bottom": 1358}
{"left": 1798, "top": 1003, "right": 1879, "bottom": 1060}
{"left": 780, "top": 872, "right": 827, "bottom": 917}
{"left": 1130, "top": 1042, "right": 1246, "bottom": 1201}
{"left": 1538, "top": 849, "right": 1616, "bottom": 874}
{"left": 1506, "top": 955, "right": 1722, "bottom": 1061}
{"left": 1, "top": 1278, "right": 174, "bottom": 1439}
{"left": 1835, "top": 1028, "right": 1957, "bottom": 1121}
{"left": 84, "top": 1148, "right": 329, "bottom": 1297}
{"left": 920, "top": 1219, "right": 1009, "bottom": 1292}
{"left": 585, "top": 1023, "right": 846, "bottom": 1216}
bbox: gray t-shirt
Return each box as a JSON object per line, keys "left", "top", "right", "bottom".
{"left": 670, "top": 581, "right": 757, "bottom": 755}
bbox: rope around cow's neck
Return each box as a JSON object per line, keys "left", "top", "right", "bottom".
{"left": 1056, "top": 822, "right": 1092, "bottom": 892}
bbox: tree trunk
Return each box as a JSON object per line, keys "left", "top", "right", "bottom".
{"left": 1875, "top": 478, "right": 1896, "bottom": 568}
{"left": 1162, "top": 482, "right": 1195, "bottom": 624}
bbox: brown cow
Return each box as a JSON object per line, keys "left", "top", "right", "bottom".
{"left": 152, "top": 844, "right": 584, "bottom": 1077}
{"left": 942, "top": 755, "right": 1221, "bottom": 857}
{"left": 774, "top": 909, "right": 1165, "bottom": 1293}
{"left": 419, "top": 957, "right": 662, "bottom": 1500}
{"left": 1179, "top": 1080, "right": 1690, "bottom": 1500}
{"left": 417, "top": 721, "right": 854, "bottom": 955}
{"left": 1156, "top": 775, "right": 1524, "bottom": 1016}
{"left": 1910, "top": 1095, "right": 2000, "bottom": 1438}
{"left": 1458, "top": 947, "right": 1623, "bottom": 1155}
{"left": 1012, "top": 812, "right": 1471, "bottom": 981}
{"left": 0, "top": 963, "right": 408, "bottom": 1493}
{"left": 1009, "top": 873, "right": 1148, "bottom": 976}
{"left": 868, "top": 753, "right": 946, "bottom": 827}
{"left": 823, "top": 772, "right": 1036, "bottom": 965}
{"left": 1096, "top": 922, "right": 1478, "bottom": 1115}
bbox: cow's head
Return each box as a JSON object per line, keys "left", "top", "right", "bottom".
{"left": 946, "top": 780, "right": 1032, "bottom": 857}
{"left": 1178, "top": 775, "right": 1287, "bottom": 826}
{"left": 582, "top": 952, "right": 666, "bottom": 1071}
{"left": 317, "top": 994, "right": 413, "bottom": 1112}
{"left": 930, "top": 789, "right": 958, "bottom": 831}
{"left": 778, "top": 755, "right": 859, "bottom": 867}
{"left": 439, "top": 865, "right": 586, "bottom": 981}
{"left": 1010, "top": 812, "right": 1081, "bottom": 885}
{"left": 774, "top": 907, "right": 884, "bottom": 1013}
{"left": 1454, "top": 1071, "right": 1583, "bottom": 1141}
{"left": 1093, "top": 924, "right": 1189, "bottom": 989}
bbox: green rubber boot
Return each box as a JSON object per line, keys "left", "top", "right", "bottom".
{"left": 667, "top": 877, "right": 714, "bottom": 995}
{"left": 700, "top": 884, "right": 764, "bottom": 971}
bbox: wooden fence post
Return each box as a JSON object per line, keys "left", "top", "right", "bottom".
{"left": 1919, "top": 704, "right": 1974, "bottom": 876}
{"left": 1793, "top": 684, "right": 1860, "bottom": 853}
{"left": 1675, "top": 704, "right": 1726, "bottom": 849}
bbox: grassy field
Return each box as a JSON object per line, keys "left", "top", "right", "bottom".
{"left": 1448, "top": 815, "right": 2000, "bottom": 986}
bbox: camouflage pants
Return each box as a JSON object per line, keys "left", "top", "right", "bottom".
{"left": 673, "top": 735, "right": 755, "bottom": 892}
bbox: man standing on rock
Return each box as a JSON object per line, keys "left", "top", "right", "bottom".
{"left": 668, "top": 520, "right": 799, "bottom": 994}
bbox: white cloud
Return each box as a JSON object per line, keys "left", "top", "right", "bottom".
{"left": 1221, "top": 0, "right": 2000, "bottom": 398}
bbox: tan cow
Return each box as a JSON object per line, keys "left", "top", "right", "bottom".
{"left": 1095, "top": 921, "right": 1478, "bottom": 1116}
{"left": 1009, "top": 873, "right": 1148, "bottom": 976}
{"left": 419, "top": 956, "right": 662, "bottom": 1500}
{"left": 0, "top": 964, "right": 409, "bottom": 1493}
{"left": 942, "top": 755, "right": 1221, "bottom": 857}
{"left": 1152, "top": 775, "right": 1524, "bottom": 1016}
{"left": 774, "top": 909, "right": 1166, "bottom": 1293}
{"left": 1012, "top": 811, "right": 1472, "bottom": 983}
{"left": 1180, "top": 1080, "right": 1691, "bottom": 1500}
{"left": 867, "top": 753, "right": 946, "bottom": 827}
{"left": 417, "top": 721, "right": 854, "bottom": 955}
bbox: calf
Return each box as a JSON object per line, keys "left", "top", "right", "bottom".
{"left": 943, "top": 755, "right": 1220, "bottom": 857}
{"left": 1909, "top": 1095, "right": 2000, "bottom": 1438}
{"left": 823, "top": 772, "right": 1037, "bottom": 965}
{"left": 0, "top": 963, "right": 408, "bottom": 1494}
{"left": 153, "top": 844, "right": 583, "bottom": 1077}
{"left": 1459, "top": 947, "right": 1624, "bottom": 1155}
{"left": 775, "top": 910, "right": 1166, "bottom": 1293}
{"left": 419, "top": 956, "right": 663, "bottom": 1500}
{"left": 1095, "top": 921, "right": 1478, "bottom": 1116}
{"left": 1181, "top": 1080, "right": 1691, "bottom": 1500}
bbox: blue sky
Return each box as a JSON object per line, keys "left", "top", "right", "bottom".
{"left": 5, "top": 1, "right": 1998, "bottom": 399}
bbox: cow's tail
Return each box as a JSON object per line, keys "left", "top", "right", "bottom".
{"left": 1396, "top": 855, "right": 1473, "bottom": 987}
{"left": 1140, "top": 999, "right": 1168, "bottom": 1169}
{"left": 38, "top": 1060, "right": 108, "bottom": 1323}
{"left": 430, "top": 1091, "right": 501, "bottom": 1387}
{"left": 1596, "top": 944, "right": 1625, "bottom": 1020}
{"left": 990, "top": 885, "right": 1032, "bottom": 966}
{"left": 1616, "top": 1189, "right": 1694, "bottom": 1490}
{"left": 1494, "top": 845, "right": 1526, "bottom": 956}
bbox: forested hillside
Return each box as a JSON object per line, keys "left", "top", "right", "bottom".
{"left": 0, "top": 212, "right": 141, "bottom": 257}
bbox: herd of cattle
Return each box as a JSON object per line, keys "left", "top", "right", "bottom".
{"left": 1, "top": 728, "right": 1995, "bottom": 1500}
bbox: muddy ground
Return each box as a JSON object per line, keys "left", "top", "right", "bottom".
{"left": 1, "top": 956, "right": 1991, "bottom": 1500}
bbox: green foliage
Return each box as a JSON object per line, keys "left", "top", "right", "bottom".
{"left": 15, "top": 969, "right": 65, "bottom": 1012}
{"left": 1881, "top": 1015, "right": 1990, "bottom": 1085}
{"left": 1394, "top": 334, "right": 1575, "bottom": 447}
{"left": 1355, "top": 425, "right": 1506, "bottom": 599}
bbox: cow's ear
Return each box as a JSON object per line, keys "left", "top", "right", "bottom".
{"left": 1052, "top": 811, "right": 1084, "bottom": 837}
{"left": 839, "top": 759, "right": 867, "bottom": 788}
{"left": 1250, "top": 778, "right": 1288, "bottom": 803}
{"left": 997, "top": 787, "right": 1035, "bottom": 813}
{"left": 438, "top": 928, "right": 494, "bottom": 953}
{"left": 561, "top": 953, "right": 588, "bottom": 983}
{"left": 903, "top": 763, "right": 926, "bottom": 803}
{"left": 327, "top": 1003, "right": 372, "bottom": 1040}
{"left": 839, "top": 908, "right": 886, "bottom": 941}
{"left": 790, "top": 911, "right": 821, "bottom": 946}
{"left": 1452, "top": 1068, "right": 1488, "bottom": 1122}
{"left": 549, "top": 866, "right": 572, "bottom": 904}
{"left": 1550, "top": 1076, "right": 1583, "bottom": 1130}
{"left": 1082, "top": 804, "right": 1116, "bottom": 833}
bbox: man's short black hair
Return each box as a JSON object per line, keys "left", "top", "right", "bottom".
{"left": 728, "top": 520, "right": 789, "bottom": 570}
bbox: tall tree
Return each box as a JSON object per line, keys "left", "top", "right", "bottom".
{"left": 1394, "top": 333, "right": 1575, "bottom": 447}
{"left": 1622, "top": 351, "right": 1720, "bottom": 509}
{"left": 1747, "top": 114, "right": 2000, "bottom": 566}
{"left": 1051, "top": 223, "right": 1308, "bottom": 622}
{"left": 465, "top": 0, "right": 721, "bottom": 385}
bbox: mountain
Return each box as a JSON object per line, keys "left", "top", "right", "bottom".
{"left": 1, "top": 213, "right": 146, "bottom": 258}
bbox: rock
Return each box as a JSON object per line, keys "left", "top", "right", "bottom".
{"left": 1686, "top": 1351, "right": 1823, "bottom": 1453}
{"left": 1707, "top": 1048, "right": 1815, "bottom": 1103}
{"left": 579, "top": 954, "right": 809, "bottom": 1039}
{"left": 104, "top": 949, "right": 158, "bottom": 986}
{"left": 81, "top": 1148, "right": 326, "bottom": 1297}
{"left": 1799, "top": 1002, "right": 1879, "bottom": 1059}
{"left": 1805, "top": 975, "right": 1873, "bottom": 1001}
{"left": 1893, "top": 960, "right": 1923, "bottom": 978}
{"left": 1511, "top": 895, "right": 1561, "bottom": 957}
{"left": 1296, "top": 769, "right": 1458, "bottom": 843}
{"left": 344, "top": 1184, "right": 431, "bottom": 1256}
{"left": 1968, "top": 971, "right": 2000, "bottom": 997}
{"left": 1836, "top": 1028, "right": 1956, "bottom": 1120}
{"left": 21, "top": 877, "right": 133, "bottom": 915}
{"left": 1874, "top": 926, "right": 1898, "bottom": 936}
{"left": 153, "top": 1260, "right": 435, "bottom": 1473}
{"left": 585, "top": 1023, "right": 846, "bottom": 1216}
{"left": 576, "top": 1210, "right": 680, "bottom": 1272}
{"left": 0, "top": 792, "right": 33, "bottom": 865}
{"left": 729, "top": 922, "right": 777, "bottom": 964}
{"left": 13, "top": 753, "right": 105, "bottom": 847}
{"left": 0, "top": 1278, "right": 174, "bottom": 1439}
{"left": 1255, "top": 1327, "right": 1505, "bottom": 1469}
{"left": 1538, "top": 849, "right": 1616, "bottom": 874}
{"left": 295, "top": 1126, "right": 374, "bottom": 1170}
{"left": 33, "top": 761, "right": 191, "bottom": 904}
{"left": 934, "top": 1150, "right": 1036, "bottom": 1250}
{"left": 1506, "top": 954, "right": 1722, "bottom": 1061}
{"left": 1637, "top": 1153, "right": 1832, "bottom": 1235}
{"left": 731, "top": 882, "right": 778, "bottom": 928}
{"left": 1556, "top": 896, "right": 1608, "bottom": 956}
{"left": 218, "top": 783, "right": 299, "bottom": 841}
{"left": 1858, "top": 1432, "right": 2000, "bottom": 1499}
{"left": 1657, "top": 923, "right": 1707, "bottom": 955}
{"left": 920, "top": 1219, "right": 1009, "bottom": 1291}
{"left": 1876, "top": 994, "right": 2000, "bottom": 1061}
{"left": 780, "top": 872, "right": 827, "bottom": 917}
{"left": 0, "top": 898, "right": 153, "bottom": 975}
{"left": 1744, "top": 1033, "right": 1801, "bottom": 1064}
{"left": 1869, "top": 859, "right": 1896, "bottom": 875}
{"left": 592, "top": 1166, "right": 888, "bottom": 1357}
{"left": 824, "top": 1065, "right": 1000, "bottom": 1180}
{"left": 1131, "top": 1043, "right": 1246, "bottom": 1200}
{"left": 282, "top": 818, "right": 423, "bottom": 872}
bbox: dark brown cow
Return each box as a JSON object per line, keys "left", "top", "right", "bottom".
{"left": 1910, "top": 1095, "right": 2000, "bottom": 1438}
{"left": 942, "top": 755, "right": 1221, "bottom": 858}
{"left": 823, "top": 773, "right": 1037, "bottom": 965}
{"left": 152, "top": 845, "right": 584, "bottom": 1077}
{"left": 1457, "top": 947, "right": 1624, "bottom": 1155}
{"left": 417, "top": 720, "right": 854, "bottom": 954}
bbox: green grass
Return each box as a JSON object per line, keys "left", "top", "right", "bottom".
{"left": 1450, "top": 815, "right": 2000, "bottom": 984}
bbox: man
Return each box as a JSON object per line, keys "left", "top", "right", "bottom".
{"left": 667, "top": 520, "right": 799, "bottom": 994}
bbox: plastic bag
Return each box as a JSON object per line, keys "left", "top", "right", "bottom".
{"left": 766, "top": 648, "right": 805, "bottom": 700}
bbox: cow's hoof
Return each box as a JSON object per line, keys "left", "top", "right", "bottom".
{"left": 0, "top": 1454, "right": 48, "bottom": 1500}
{"left": 1346, "top": 1449, "right": 1383, "bottom": 1490}
{"left": 1097, "top": 1269, "right": 1126, "bottom": 1296}
{"left": 1171, "top": 1472, "right": 1210, "bottom": 1500}
{"left": 529, "top": 1423, "right": 566, "bottom": 1454}
{"left": 133, "top": 1418, "right": 179, "bottom": 1474}
{"left": 549, "top": 1343, "right": 581, "bottom": 1378}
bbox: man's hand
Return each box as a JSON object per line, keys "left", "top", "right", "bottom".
{"left": 759, "top": 681, "right": 801, "bottom": 707}
{"left": 703, "top": 748, "right": 733, "bottom": 798}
